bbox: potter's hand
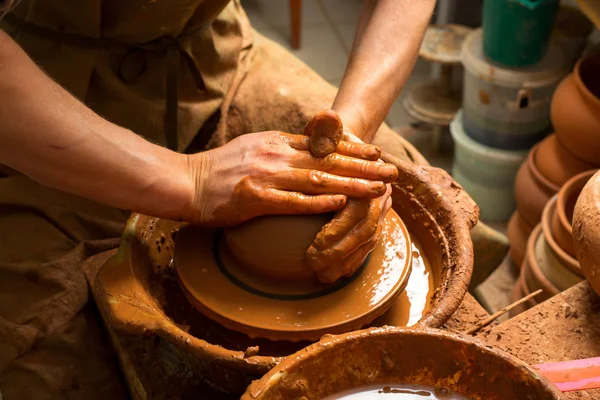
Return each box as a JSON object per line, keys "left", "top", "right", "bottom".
{"left": 184, "top": 129, "right": 398, "bottom": 227}
{"left": 306, "top": 112, "right": 394, "bottom": 283}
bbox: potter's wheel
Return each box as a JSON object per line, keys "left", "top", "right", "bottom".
{"left": 174, "top": 210, "right": 412, "bottom": 342}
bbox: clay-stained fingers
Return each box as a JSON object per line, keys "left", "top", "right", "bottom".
{"left": 303, "top": 110, "right": 344, "bottom": 157}
{"left": 292, "top": 152, "right": 399, "bottom": 183}
{"left": 309, "top": 199, "right": 370, "bottom": 252}
{"left": 316, "top": 234, "right": 379, "bottom": 283}
{"left": 274, "top": 169, "right": 386, "bottom": 199}
{"left": 280, "top": 133, "right": 381, "bottom": 161}
{"left": 260, "top": 189, "right": 347, "bottom": 215}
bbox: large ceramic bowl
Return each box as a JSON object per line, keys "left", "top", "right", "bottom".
{"left": 552, "top": 51, "right": 600, "bottom": 165}
{"left": 93, "top": 159, "right": 479, "bottom": 395}
{"left": 552, "top": 170, "right": 598, "bottom": 257}
{"left": 523, "top": 225, "right": 560, "bottom": 303}
{"left": 242, "top": 327, "right": 564, "bottom": 400}
{"left": 515, "top": 144, "right": 560, "bottom": 227}
{"left": 573, "top": 170, "right": 600, "bottom": 296}
{"left": 535, "top": 134, "right": 593, "bottom": 187}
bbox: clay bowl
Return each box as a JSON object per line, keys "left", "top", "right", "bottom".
{"left": 552, "top": 51, "right": 600, "bottom": 165}
{"left": 507, "top": 210, "right": 533, "bottom": 268}
{"left": 510, "top": 261, "right": 539, "bottom": 317}
{"left": 515, "top": 144, "right": 560, "bottom": 227}
{"left": 535, "top": 134, "right": 594, "bottom": 187}
{"left": 542, "top": 195, "right": 583, "bottom": 277}
{"left": 551, "top": 170, "right": 598, "bottom": 257}
{"left": 523, "top": 225, "right": 560, "bottom": 303}
{"left": 242, "top": 327, "right": 565, "bottom": 400}
{"left": 93, "top": 159, "right": 479, "bottom": 395}
{"left": 573, "top": 170, "right": 600, "bottom": 297}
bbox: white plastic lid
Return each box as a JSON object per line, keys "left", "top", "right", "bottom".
{"left": 461, "top": 28, "right": 569, "bottom": 88}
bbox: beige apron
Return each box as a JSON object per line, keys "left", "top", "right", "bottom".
{"left": 0, "top": 1, "right": 418, "bottom": 398}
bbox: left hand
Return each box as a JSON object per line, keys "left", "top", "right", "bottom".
{"left": 305, "top": 114, "right": 394, "bottom": 283}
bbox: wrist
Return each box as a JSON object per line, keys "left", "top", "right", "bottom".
{"left": 332, "top": 103, "right": 373, "bottom": 142}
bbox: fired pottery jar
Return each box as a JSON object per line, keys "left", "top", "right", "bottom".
{"left": 542, "top": 196, "right": 584, "bottom": 280}
{"left": 573, "top": 170, "right": 600, "bottom": 297}
{"left": 551, "top": 170, "right": 598, "bottom": 257}
{"left": 242, "top": 327, "right": 565, "bottom": 399}
{"left": 451, "top": 111, "right": 527, "bottom": 221}
{"left": 507, "top": 210, "right": 534, "bottom": 268}
{"left": 523, "top": 225, "right": 560, "bottom": 303}
{"left": 93, "top": 159, "right": 479, "bottom": 396}
{"left": 535, "top": 134, "right": 594, "bottom": 187}
{"left": 551, "top": 51, "right": 600, "bottom": 165}
{"left": 514, "top": 143, "right": 560, "bottom": 227}
{"left": 461, "top": 28, "right": 567, "bottom": 150}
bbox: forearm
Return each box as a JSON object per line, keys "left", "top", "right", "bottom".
{"left": 0, "top": 31, "right": 193, "bottom": 220}
{"left": 333, "top": 0, "right": 436, "bottom": 142}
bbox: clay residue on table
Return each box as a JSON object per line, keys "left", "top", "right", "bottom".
{"left": 478, "top": 281, "right": 600, "bottom": 400}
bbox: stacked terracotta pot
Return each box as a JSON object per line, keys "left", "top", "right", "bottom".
{"left": 511, "top": 170, "right": 598, "bottom": 316}
{"left": 508, "top": 50, "right": 600, "bottom": 269}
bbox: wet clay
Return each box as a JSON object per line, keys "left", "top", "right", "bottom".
{"left": 242, "top": 327, "right": 564, "bottom": 400}
{"left": 304, "top": 109, "right": 344, "bottom": 158}
{"left": 323, "top": 384, "right": 467, "bottom": 399}
{"left": 174, "top": 209, "right": 413, "bottom": 342}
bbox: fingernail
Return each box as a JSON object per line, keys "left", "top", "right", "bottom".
{"left": 370, "top": 182, "right": 386, "bottom": 194}
{"left": 331, "top": 195, "right": 346, "bottom": 206}
{"left": 362, "top": 145, "right": 380, "bottom": 159}
{"left": 378, "top": 164, "right": 398, "bottom": 179}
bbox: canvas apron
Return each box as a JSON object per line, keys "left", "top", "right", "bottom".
{"left": 0, "top": 0, "right": 418, "bottom": 398}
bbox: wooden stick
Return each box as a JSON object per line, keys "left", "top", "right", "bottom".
{"left": 464, "top": 289, "right": 543, "bottom": 335}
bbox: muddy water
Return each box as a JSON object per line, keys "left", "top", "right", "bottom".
{"left": 324, "top": 384, "right": 468, "bottom": 399}
{"left": 371, "top": 236, "right": 434, "bottom": 328}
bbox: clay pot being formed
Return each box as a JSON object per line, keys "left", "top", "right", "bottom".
{"left": 551, "top": 52, "right": 600, "bottom": 165}
{"left": 551, "top": 170, "right": 598, "bottom": 257}
{"left": 515, "top": 144, "right": 560, "bottom": 227}
{"left": 542, "top": 195, "right": 583, "bottom": 278}
{"left": 535, "top": 134, "right": 594, "bottom": 187}
{"left": 507, "top": 210, "right": 534, "bottom": 268}
{"left": 93, "top": 160, "right": 479, "bottom": 395}
{"left": 573, "top": 170, "right": 600, "bottom": 297}
{"left": 242, "top": 327, "right": 565, "bottom": 400}
{"left": 523, "top": 225, "right": 560, "bottom": 303}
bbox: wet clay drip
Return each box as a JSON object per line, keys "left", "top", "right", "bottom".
{"left": 323, "top": 384, "right": 467, "bottom": 399}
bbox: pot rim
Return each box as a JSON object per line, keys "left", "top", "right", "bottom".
{"left": 529, "top": 143, "right": 561, "bottom": 193}
{"left": 557, "top": 170, "right": 599, "bottom": 239}
{"left": 542, "top": 196, "right": 582, "bottom": 276}
{"left": 242, "top": 326, "right": 565, "bottom": 399}
{"left": 525, "top": 224, "right": 560, "bottom": 298}
{"left": 574, "top": 52, "right": 600, "bottom": 111}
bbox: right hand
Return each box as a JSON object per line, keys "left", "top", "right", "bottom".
{"left": 182, "top": 129, "right": 398, "bottom": 227}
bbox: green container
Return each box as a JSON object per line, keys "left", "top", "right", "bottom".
{"left": 483, "top": 0, "right": 560, "bottom": 67}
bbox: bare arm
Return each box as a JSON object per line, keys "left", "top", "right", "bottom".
{"left": 0, "top": 31, "right": 398, "bottom": 225}
{"left": 332, "top": 0, "right": 436, "bottom": 142}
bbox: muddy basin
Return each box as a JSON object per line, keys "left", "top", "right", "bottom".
{"left": 243, "top": 327, "right": 564, "bottom": 400}
{"left": 94, "top": 159, "right": 479, "bottom": 395}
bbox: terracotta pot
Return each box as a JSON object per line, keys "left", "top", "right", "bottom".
{"left": 552, "top": 52, "right": 600, "bottom": 165}
{"left": 573, "top": 170, "right": 600, "bottom": 297}
{"left": 523, "top": 225, "right": 560, "bottom": 303}
{"left": 535, "top": 134, "right": 594, "bottom": 186}
{"left": 507, "top": 210, "right": 534, "bottom": 268}
{"left": 542, "top": 195, "right": 583, "bottom": 277}
{"left": 242, "top": 327, "right": 565, "bottom": 400}
{"left": 551, "top": 170, "right": 599, "bottom": 257}
{"left": 509, "top": 267, "right": 538, "bottom": 318}
{"left": 514, "top": 144, "right": 560, "bottom": 227}
{"left": 94, "top": 161, "right": 479, "bottom": 395}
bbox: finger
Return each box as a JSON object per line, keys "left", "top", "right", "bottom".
{"left": 307, "top": 199, "right": 382, "bottom": 273}
{"left": 275, "top": 169, "right": 386, "bottom": 198}
{"left": 316, "top": 232, "right": 379, "bottom": 283}
{"left": 335, "top": 141, "right": 381, "bottom": 161}
{"left": 262, "top": 189, "right": 347, "bottom": 215}
{"left": 310, "top": 199, "right": 370, "bottom": 252}
{"left": 379, "top": 185, "right": 393, "bottom": 224}
{"left": 292, "top": 152, "right": 399, "bottom": 183}
{"left": 304, "top": 110, "right": 344, "bottom": 158}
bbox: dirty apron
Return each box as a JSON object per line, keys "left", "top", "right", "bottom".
{"left": 0, "top": 0, "right": 418, "bottom": 398}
